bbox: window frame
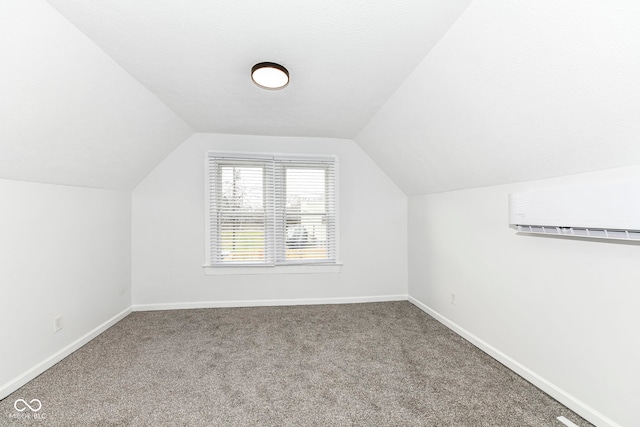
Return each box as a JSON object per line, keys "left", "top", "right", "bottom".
{"left": 204, "top": 151, "right": 341, "bottom": 275}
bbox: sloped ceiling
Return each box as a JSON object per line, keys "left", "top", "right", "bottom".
{"left": 4, "top": 0, "right": 639, "bottom": 195}
{"left": 0, "top": 0, "right": 193, "bottom": 191}
{"left": 357, "top": 0, "right": 640, "bottom": 195}
{"left": 44, "top": 0, "right": 472, "bottom": 139}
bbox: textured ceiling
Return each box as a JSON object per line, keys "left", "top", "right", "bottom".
{"left": 44, "top": 0, "right": 472, "bottom": 139}
{"left": 357, "top": 0, "right": 640, "bottom": 195}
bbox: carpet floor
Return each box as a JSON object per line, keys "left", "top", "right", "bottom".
{"left": 1, "top": 302, "right": 593, "bottom": 426}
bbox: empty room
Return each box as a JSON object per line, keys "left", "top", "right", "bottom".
{"left": 1, "top": 0, "right": 638, "bottom": 426}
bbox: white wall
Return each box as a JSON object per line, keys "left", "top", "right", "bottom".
{"left": 408, "top": 166, "right": 640, "bottom": 427}
{"left": 0, "top": 179, "right": 131, "bottom": 398}
{"left": 132, "top": 133, "right": 407, "bottom": 307}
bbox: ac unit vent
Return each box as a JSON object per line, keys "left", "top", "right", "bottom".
{"left": 606, "top": 230, "right": 629, "bottom": 239}
{"left": 516, "top": 225, "right": 640, "bottom": 241}
{"left": 588, "top": 229, "right": 607, "bottom": 238}
{"left": 572, "top": 228, "right": 589, "bottom": 237}
{"left": 509, "top": 184, "right": 640, "bottom": 242}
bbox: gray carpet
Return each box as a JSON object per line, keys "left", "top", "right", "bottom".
{"left": 1, "top": 302, "right": 592, "bottom": 426}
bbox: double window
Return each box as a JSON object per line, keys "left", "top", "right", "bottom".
{"left": 205, "top": 152, "right": 338, "bottom": 267}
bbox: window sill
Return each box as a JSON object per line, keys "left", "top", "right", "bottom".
{"left": 203, "top": 263, "right": 342, "bottom": 275}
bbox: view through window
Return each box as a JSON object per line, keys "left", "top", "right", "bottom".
{"left": 206, "top": 153, "right": 337, "bottom": 267}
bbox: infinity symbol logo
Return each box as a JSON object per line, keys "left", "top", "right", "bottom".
{"left": 14, "top": 399, "right": 42, "bottom": 412}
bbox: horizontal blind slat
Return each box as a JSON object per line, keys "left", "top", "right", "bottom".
{"left": 207, "top": 158, "right": 273, "bottom": 265}
{"left": 206, "top": 153, "right": 336, "bottom": 266}
{"left": 274, "top": 160, "right": 336, "bottom": 264}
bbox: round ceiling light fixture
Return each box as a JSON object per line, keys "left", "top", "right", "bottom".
{"left": 251, "top": 62, "right": 289, "bottom": 90}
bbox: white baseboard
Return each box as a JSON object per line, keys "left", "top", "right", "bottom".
{"left": 0, "top": 307, "right": 132, "bottom": 401}
{"left": 408, "top": 296, "right": 619, "bottom": 427}
{"left": 132, "top": 294, "right": 408, "bottom": 311}
{"left": 9, "top": 295, "right": 609, "bottom": 426}
{"left": 2, "top": 296, "right": 405, "bottom": 400}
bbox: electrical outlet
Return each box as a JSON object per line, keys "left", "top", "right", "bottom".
{"left": 450, "top": 293, "right": 456, "bottom": 305}
{"left": 53, "top": 316, "right": 63, "bottom": 332}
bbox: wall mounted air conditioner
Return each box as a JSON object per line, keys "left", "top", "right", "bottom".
{"left": 509, "top": 183, "right": 640, "bottom": 241}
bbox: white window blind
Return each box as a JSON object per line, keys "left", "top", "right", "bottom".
{"left": 206, "top": 153, "right": 338, "bottom": 267}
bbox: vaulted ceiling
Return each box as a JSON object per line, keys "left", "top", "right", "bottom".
{"left": 357, "top": 0, "right": 640, "bottom": 195}
{"left": 0, "top": 0, "right": 192, "bottom": 190}
{"left": 45, "top": 0, "right": 472, "bottom": 139}
{"left": 2, "top": 0, "right": 639, "bottom": 194}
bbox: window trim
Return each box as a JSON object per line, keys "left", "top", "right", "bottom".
{"left": 203, "top": 263, "right": 342, "bottom": 275}
{"left": 203, "top": 151, "right": 341, "bottom": 274}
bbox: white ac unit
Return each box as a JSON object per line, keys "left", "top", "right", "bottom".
{"left": 509, "top": 183, "right": 640, "bottom": 241}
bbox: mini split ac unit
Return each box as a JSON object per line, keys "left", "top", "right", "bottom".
{"left": 509, "top": 182, "right": 640, "bottom": 241}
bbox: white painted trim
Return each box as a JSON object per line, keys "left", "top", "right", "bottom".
{"left": 557, "top": 416, "right": 581, "bottom": 427}
{"left": 204, "top": 152, "right": 340, "bottom": 270}
{"left": 203, "top": 263, "right": 342, "bottom": 275}
{"left": 203, "top": 154, "right": 212, "bottom": 266}
{"left": 206, "top": 150, "right": 337, "bottom": 163}
{"left": 408, "top": 296, "right": 621, "bottom": 427}
{"left": 332, "top": 156, "right": 341, "bottom": 263}
{"left": 1, "top": 297, "right": 407, "bottom": 399}
{"left": 0, "top": 307, "right": 131, "bottom": 401}
{"left": 133, "top": 294, "right": 408, "bottom": 311}
{"left": 12, "top": 294, "right": 611, "bottom": 427}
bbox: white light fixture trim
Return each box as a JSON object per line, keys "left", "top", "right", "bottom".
{"left": 251, "top": 62, "right": 289, "bottom": 90}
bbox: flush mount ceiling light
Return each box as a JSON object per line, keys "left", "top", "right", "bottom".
{"left": 251, "top": 62, "right": 289, "bottom": 90}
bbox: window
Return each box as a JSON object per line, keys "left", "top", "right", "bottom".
{"left": 205, "top": 152, "right": 338, "bottom": 269}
